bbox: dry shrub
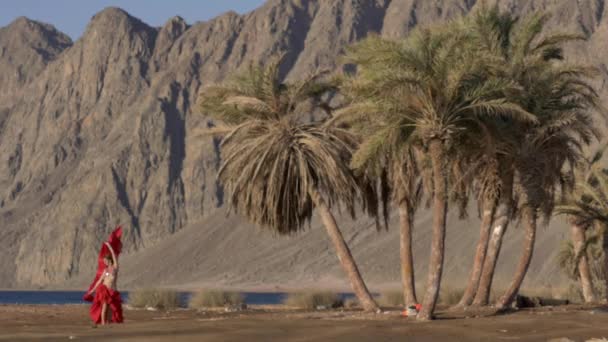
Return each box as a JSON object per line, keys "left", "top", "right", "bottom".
{"left": 378, "top": 290, "right": 405, "bottom": 307}
{"left": 283, "top": 291, "right": 342, "bottom": 309}
{"left": 343, "top": 297, "right": 360, "bottom": 309}
{"left": 542, "top": 284, "right": 585, "bottom": 304}
{"left": 517, "top": 285, "right": 584, "bottom": 304}
{"left": 486, "top": 287, "right": 507, "bottom": 304}
{"left": 189, "top": 290, "right": 245, "bottom": 309}
{"left": 519, "top": 286, "right": 554, "bottom": 299}
{"left": 128, "top": 288, "right": 180, "bottom": 310}
{"left": 439, "top": 287, "right": 464, "bottom": 306}
{"left": 562, "top": 285, "right": 584, "bottom": 303}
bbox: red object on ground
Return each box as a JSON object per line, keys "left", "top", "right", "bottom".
{"left": 401, "top": 303, "right": 422, "bottom": 317}
{"left": 83, "top": 226, "right": 123, "bottom": 323}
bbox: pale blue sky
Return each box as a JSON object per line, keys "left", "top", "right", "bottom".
{"left": 0, "top": 0, "right": 266, "bottom": 39}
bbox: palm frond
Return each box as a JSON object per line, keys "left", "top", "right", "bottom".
{"left": 199, "top": 54, "right": 387, "bottom": 234}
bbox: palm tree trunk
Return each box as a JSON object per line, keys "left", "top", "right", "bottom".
{"left": 496, "top": 204, "right": 536, "bottom": 309}
{"left": 570, "top": 221, "right": 596, "bottom": 303}
{"left": 457, "top": 199, "right": 495, "bottom": 307}
{"left": 308, "top": 187, "right": 379, "bottom": 312}
{"left": 473, "top": 174, "right": 513, "bottom": 306}
{"left": 399, "top": 200, "right": 418, "bottom": 307}
{"left": 418, "top": 139, "right": 448, "bottom": 321}
{"left": 599, "top": 222, "right": 608, "bottom": 303}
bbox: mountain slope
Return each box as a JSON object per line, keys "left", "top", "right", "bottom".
{"left": 0, "top": 0, "right": 606, "bottom": 289}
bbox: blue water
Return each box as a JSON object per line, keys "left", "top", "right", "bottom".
{"left": 0, "top": 291, "right": 356, "bottom": 306}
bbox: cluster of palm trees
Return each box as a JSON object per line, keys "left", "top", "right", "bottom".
{"left": 198, "top": 6, "right": 606, "bottom": 321}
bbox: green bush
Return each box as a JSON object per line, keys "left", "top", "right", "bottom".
{"left": 188, "top": 289, "right": 245, "bottom": 309}
{"left": 283, "top": 291, "right": 342, "bottom": 309}
{"left": 128, "top": 288, "right": 180, "bottom": 310}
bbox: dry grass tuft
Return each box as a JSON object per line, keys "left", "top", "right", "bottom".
{"left": 377, "top": 286, "right": 464, "bottom": 307}
{"left": 439, "top": 287, "right": 465, "bottom": 306}
{"left": 377, "top": 290, "right": 405, "bottom": 307}
{"left": 518, "top": 286, "right": 554, "bottom": 299}
{"left": 128, "top": 288, "right": 180, "bottom": 310}
{"left": 283, "top": 291, "right": 343, "bottom": 310}
{"left": 343, "top": 297, "right": 360, "bottom": 309}
{"left": 188, "top": 290, "right": 245, "bottom": 309}
{"left": 487, "top": 288, "right": 505, "bottom": 304}
{"left": 519, "top": 285, "right": 583, "bottom": 304}
{"left": 559, "top": 285, "right": 584, "bottom": 304}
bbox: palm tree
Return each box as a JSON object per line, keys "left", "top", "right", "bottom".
{"left": 461, "top": 6, "right": 598, "bottom": 307}
{"left": 568, "top": 219, "right": 598, "bottom": 303}
{"left": 453, "top": 113, "right": 514, "bottom": 309}
{"left": 456, "top": 147, "right": 502, "bottom": 307}
{"left": 494, "top": 36, "right": 602, "bottom": 309}
{"left": 472, "top": 161, "right": 515, "bottom": 306}
{"left": 462, "top": 8, "right": 523, "bottom": 308}
{"left": 336, "top": 23, "right": 534, "bottom": 320}
{"left": 557, "top": 148, "right": 608, "bottom": 303}
{"left": 557, "top": 223, "right": 602, "bottom": 303}
{"left": 334, "top": 72, "right": 424, "bottom": 308}
{"left": 198, "top": 56, "right": 382, "bottom": 311}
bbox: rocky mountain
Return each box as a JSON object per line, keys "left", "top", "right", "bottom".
{"left": 1, "top": 0, "right": 607, "bottom": 290}
{"left": 0, "top": 17, "right": 72, "bottom": 105}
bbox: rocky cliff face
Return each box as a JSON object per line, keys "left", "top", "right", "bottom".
{"left": 0, "top": 17, "right": 72, "bottom": 105}
{"left": 1, "top": 0, "right": 607, "bottom": 289}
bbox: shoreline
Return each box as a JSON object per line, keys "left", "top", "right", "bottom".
{"left": 0, "top": 285, "right": 369, "bottom": 293}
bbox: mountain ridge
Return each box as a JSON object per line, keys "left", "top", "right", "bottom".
{"left": 0, "top": 0, "right": 606, "bottom": 290}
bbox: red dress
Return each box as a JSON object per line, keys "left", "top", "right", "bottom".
{"left": 83, "top": 226, "right": 124, "bottom": 324}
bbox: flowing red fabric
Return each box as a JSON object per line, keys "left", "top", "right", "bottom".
{"left": 90, "top": 284, "right": 124, "bottom": 324}
{"left": 83, "top": 226, "right": 123, "bottom": 323}
{"left": 84, "top": 226, "right": 123, "bottom": 302}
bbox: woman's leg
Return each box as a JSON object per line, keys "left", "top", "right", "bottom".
{"left": 101, "top": 303, "right": 107, "bottom": 325}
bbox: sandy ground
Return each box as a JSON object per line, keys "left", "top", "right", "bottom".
{"left": 1, "top": 304, "right": 608, "bottom": 342}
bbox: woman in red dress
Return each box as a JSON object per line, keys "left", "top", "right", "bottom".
{"left": 84, "top": 226, "right": 124, "bottom": 325}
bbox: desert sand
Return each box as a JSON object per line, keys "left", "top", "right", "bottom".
{"left": 1, "top": 304, "right": 608, "bottom": 341}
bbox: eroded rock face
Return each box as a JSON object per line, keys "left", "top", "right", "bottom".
{"left": 0, "top": 17, "right": 72, "bottom": 104}
{"left": 1, "top": 0, "right": 607, "bottom": 288}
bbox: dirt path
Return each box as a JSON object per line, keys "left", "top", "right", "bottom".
{"left": 1, "top": 305, "right": 608, "bottom": 341}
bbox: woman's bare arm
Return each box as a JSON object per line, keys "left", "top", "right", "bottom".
{"left": 105, "top": 242, "right": 118, "bottom": 269}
